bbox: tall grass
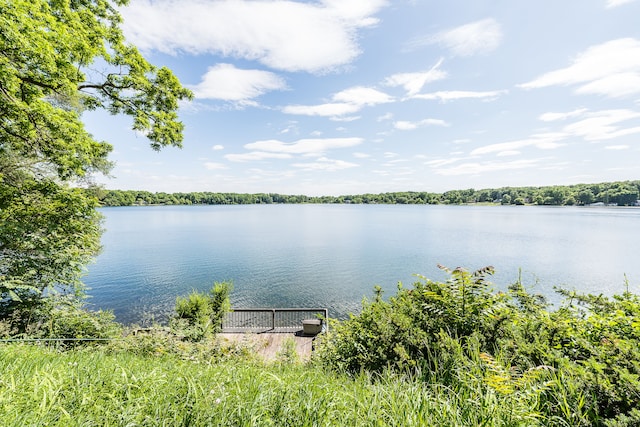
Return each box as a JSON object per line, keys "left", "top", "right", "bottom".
{"left": 1, "top": 343, "right": 546, "bottom": 426}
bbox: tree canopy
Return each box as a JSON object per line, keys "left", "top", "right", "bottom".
{"left": 94, "top": 180, "right": 640, "bottom": 207}
{"left": 0, "top": 0, "right": 192, "bottom": 319}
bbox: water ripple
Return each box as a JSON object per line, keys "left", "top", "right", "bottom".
{"left": 84, "top": 205, "right": 640, "bottom": 324}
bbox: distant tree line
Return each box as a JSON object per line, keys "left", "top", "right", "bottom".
{"left": 91, "top": 180, "right": 640, "bottom": 207}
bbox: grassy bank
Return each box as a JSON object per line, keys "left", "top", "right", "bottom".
{"left": 3, "top": 271, "right": 640, "bottom": 426}
{"left": 1, "top": 343, "right": 546, "bottom": 426}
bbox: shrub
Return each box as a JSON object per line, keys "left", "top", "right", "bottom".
{"left": 172, "top": 281, "right": 232, "bottom": 341}
{"left": 315, "top": 266, "right": 640, "bottom": 426}
{"left": 0, "top": 294, "right": 121, "bottom": 345}
{"left": 315, "top": 265, "right": 514, "bottom": 373}
{"left": 209, "top": 281, "right": 232, "bottom": 329}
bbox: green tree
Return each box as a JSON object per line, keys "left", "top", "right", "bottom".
{"left": 542, "top": 187, "right": 566, "bottom": 205}
{"left": 0, "top": 181, "right": 102, "bottom": 312}
{"left": 577, "top": 189, "right": 595, "bottom": 205}
{"left": 443, "top": 190, "right": 463, "bottom": 204}
{"left": 0, "top": 0, "right": 191, "bottom": 323}
{"left": 609, "top": 184, "right": 639, "bottom": 206}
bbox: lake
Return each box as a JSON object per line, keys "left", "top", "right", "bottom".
{"left": 84, "top": 204, "right": 640, "bottom": 324}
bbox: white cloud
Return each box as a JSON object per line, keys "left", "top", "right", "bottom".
{"left": 244, "top": 137, "right": 363, "bottom": 155}
{"left": 471, "top": 133, "right": 567, "bottom": 155}
{"left": 332, "top": 86, "right": 394, "bottom": 105}
{"left": 178, "top": 99, "right": 219, "bottom": 113}
{"left": 605, "top": 145, "right": 630, "bottom": 150}
{"left": 412, "top": 90, "right": 507, "bottom": 102}
{"left": 283, "top": 103, "right": 361, "bottom": 117}
{"left": 121, "top": 0, "right": 387, "bottom": 73}
{"left": 377, "top": 112, "right": 393, "bottom": 122}
{"left": 424, "top": 157, "right": 464, "bottom": 167}
{"left": 278, "top": 122, "right": 300, "bottom": 135}
{"left": 192, "top": 64, "right": 286, "bottom": 101}
{"left": 606, "top": 0, "right": 638, "bottom": 8}
{"left": 576, "top": 72, "right": 640, "bottom": 98}
{"left": 472, "top": 109, "right": 640, "bottom": 159}
{"left": 420, "top": 19, "right": 503, "bottom": 57}
{"left": 433, "top": 159, "right": 540, "bottom": 176}
{"left": 393, "top": 118, "right": 449, "bottom": 130}
{"left": 353, "top": 152, "right": 371, "bottom": 158}
{"left": 384, "top": 59, "right": 447, "bottom": 96}
{"left": 384, "top": 158, "right": 409, "bottom": 165}
{"left": 293, "top": 157, "right": 359, "bottom": 171}
{"left": 520, "top": 38, "right": 640, "bottom": 97}
{"left": 372, "top": 169, "right": 390, "bottom": 176}
{"left": 393, "top": 121, "right": 418, "bottom": 130}
{"left": 496, "top": 150, "right": 521, "bottom": 157}
{"left": 539, "top": 108, "right": 588, "bottom": 122}
{"left": 212, "top": 145, "right": 225, "bottom": 151}
{"left": 225, "top": 152, "right": 293, "bottom": 162}
{"left": 283, "top": 86, "right": 392, "bottom": 118}
{"left": 330, "top": 115, "right": 361, "bottom": 122}
{"left": 204, "top": 162, "right": 228, "bottom": 170}
{"left": 562, "top": 109, "right": 640, "bottom": 140}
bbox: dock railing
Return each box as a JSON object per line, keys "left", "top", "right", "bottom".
{"left": 222, "top": 308, "right": 328, "bottom": 333}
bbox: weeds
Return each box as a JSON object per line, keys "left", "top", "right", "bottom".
{"left": 3, "top": 269, "right": 640, "bottom": 426}
{"left": 315, "top": 266, "right": 640, "bottom": 425}
{"left": 171, "top": 281, "right": 232, "bottom": 341}
{"left": 0, "top": 344, "right": 551, "bottom": 426}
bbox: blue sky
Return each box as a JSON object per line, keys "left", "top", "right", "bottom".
{"left": 82, "top": 0, "right": 640, "bottom": 196}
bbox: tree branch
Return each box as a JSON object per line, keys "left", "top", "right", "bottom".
{"left": 18, "top": 75, "right": 62, "bottom": 94}
{"left": 0, "top": 123, "right": 30, "bottom": 144}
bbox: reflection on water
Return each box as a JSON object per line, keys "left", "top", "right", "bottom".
{"left": 84, "top": 205, "right": 640, "bottom": 324}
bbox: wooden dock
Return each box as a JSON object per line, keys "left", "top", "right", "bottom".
{"left": 219, "top": 308, "right": 327, "bottom": 361}
{"left": 219, "top": 332, "right": 316, "bottom": 362}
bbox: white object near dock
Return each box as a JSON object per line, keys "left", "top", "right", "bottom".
{"left": 302, "top": 318, "right": 322, "bottom": 336}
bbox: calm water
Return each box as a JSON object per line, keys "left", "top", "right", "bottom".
{"left": 84, "top": 205, "right": 640, "bottom": 324}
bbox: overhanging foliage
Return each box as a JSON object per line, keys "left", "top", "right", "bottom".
{"left": 0, "top": 0, "right": 191, "bottom": 316}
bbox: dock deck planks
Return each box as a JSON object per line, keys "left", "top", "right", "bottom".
{"left": 219, "top": 332, "right": 316, "bottom": 361}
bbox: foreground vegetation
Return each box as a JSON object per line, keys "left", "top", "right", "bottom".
{"left": 317, "top": 267, "right": 640, "bottom": 426}
{"left": 1, "top": 342, "right": 557, "bottom": 427}
{"left": 94, "top": 179, "right": 640, "bottom": 207}
{"left": 0, "top": 0, "right": 191, "bottom": 334}
{"left": 2, "top": 271, "right": 640, "bottom": 426}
